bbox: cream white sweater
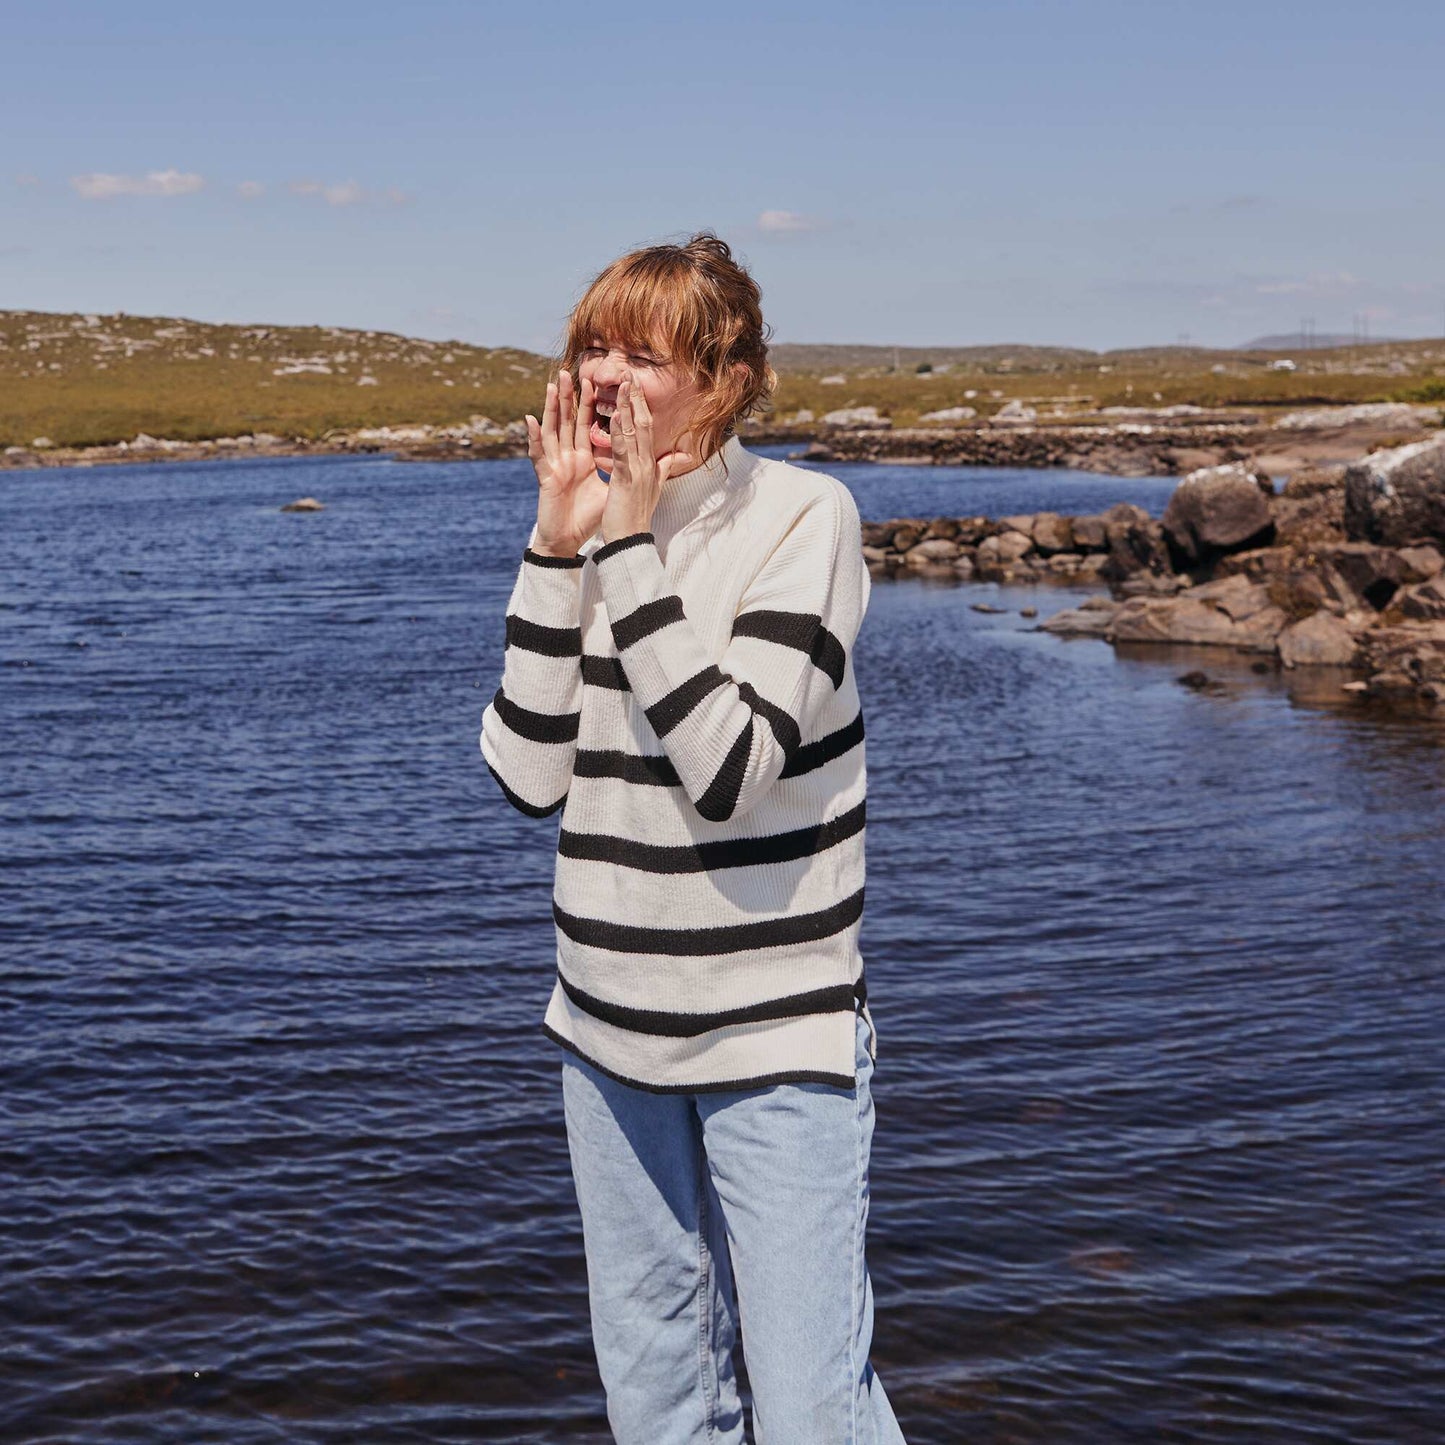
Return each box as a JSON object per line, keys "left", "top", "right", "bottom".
{"left": 479, "top": 436, "right": 874, "bottom": 1092}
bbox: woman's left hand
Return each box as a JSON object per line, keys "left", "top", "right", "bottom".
{"left": 600, "top": 375, "right": 698, "bottom": 544}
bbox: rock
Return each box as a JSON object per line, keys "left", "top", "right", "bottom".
{"left": 31, "top": 437, "right": 55, "bottom": 449}
{"left": 1000, "top": 514, "right": 1035, "bottom": 533}
{"left": 281, "top": 497, "right": 324, "bottom": 512}
{"left": 1161, "top": 463, "right": 1276, "bottom": 566}
{"left": 919, "top": 406, "right": 976, "bottom": 423}
{"left": 922, "top": 517, "right": 960, "bottom": 541}
{"left": 1282, "top": 463, "right": 1347, "bottom": 499}
{"left": 1020, "top": 606, "right": 1038, "bottom": 618}
{"left": 903, "top": 538, "right": 961, "bottom": 565}
{"left": 861, "top": 545, "right": 890, "bottom": 564}
{"left": 1108, "top": 597, "right": 1236, "bottom": 646}
{"left": 1177, "top": 670, "right": 1211, "bottom": 689}
{"left": 1276, "top": 610, "right": 1360, "bottom": 667}
{"left": 1031, "top": 512, "right": 1075, "bottom": 554}
{"left": 821, "top": 406, "right": 890, "bottom": 430}
{"left": 890, "top": 523, "right": 924, "bottom": 552}
{"left": 1315, "top": 543, "right": 1409, "bottom": 611}
{"left": 1343, "top": 433, "right": 1445, "bottom": 546}
{"left": 1071, "top": 515, "right": 1108, "bottom": 552}
{"left": 1100, "top": 502, "right": 1171, "bottom": 581}
{"left": 984, "top": 530, "right": 1034, "bottom": 564}
{"left": 953, "top": 516, "right": 993, "bottom": 545}
{"left": 1398, "top": 544, "right": 1444, "bottom": 581}
{"left": 971, "top": 602, "right": 1006, "bottom": 614}
{"left": 990, "top": 400, "right": 1038, "bottom": 425}
{"left": 1275, "top": 402, "right": 1427, "bottom": 431}
{"left": 952, "top": 556, "right": 976, "bottom": 580}
{"left": 1106, "top": 576, "right": 1288, "bottom": 652}
{"left": 1040, "top": 605, "right": 1117, "bottom": 638}
{"left": 1396, "top": 576, "right": 1445, "bottom": 620}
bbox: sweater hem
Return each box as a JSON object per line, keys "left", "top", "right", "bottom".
{"left": 541, "top": 1023, "right": 856, "bottom": 1095}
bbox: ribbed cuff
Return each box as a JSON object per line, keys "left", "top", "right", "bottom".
{"left": 592, "top": 531, "right": 655, "bottom": 565}
{"left": 524, "top": 546, "right": 585, "bottom": 568}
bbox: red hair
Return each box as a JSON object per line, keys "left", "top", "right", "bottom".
{"left": 562, "top": 232, "right": 776, "bottom": 462}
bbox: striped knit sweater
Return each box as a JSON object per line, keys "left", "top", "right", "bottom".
{"left": 479, "top": 435, "right": 874, "bottom": 1093}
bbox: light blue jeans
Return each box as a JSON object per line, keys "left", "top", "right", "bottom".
{"left": 560, "top": 1008, "right": 907, "bottom": 1444}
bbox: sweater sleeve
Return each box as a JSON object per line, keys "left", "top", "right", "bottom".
{"left": 478, "top": 527, "right": 586, "bottom": 818}
{"left": 590, "top": 485, "right": 868, "bottom": 823}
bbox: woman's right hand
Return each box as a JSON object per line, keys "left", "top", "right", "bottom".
{"left": 525, "top": 370, "right": 609, "bottom": 558}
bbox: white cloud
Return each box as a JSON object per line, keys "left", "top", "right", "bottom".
{"left": 70, "top": 168, "right": 205, "bottom": 199}
{"left": 288, "top": 178, "right": 410, "bottom": 208}
{"left": 757, "top": 209, "right": 821, "bottom": 235}
{"left": 1255, "top": 271, "right": 1361, "bottom": 296}
{"left": 237, "top": 180, "right": 265, "bottom": 199}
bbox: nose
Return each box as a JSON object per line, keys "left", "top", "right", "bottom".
{"left": 589, "top": 349, "right": 629, "bottom": 391}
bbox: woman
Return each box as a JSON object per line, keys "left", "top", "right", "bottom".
{"left": 480, "top": 233, "right": 906, "bottom": 1443}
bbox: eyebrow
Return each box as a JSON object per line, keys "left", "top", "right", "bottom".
{"left": 587, "top": 339, "right": 668, "bottom": 360}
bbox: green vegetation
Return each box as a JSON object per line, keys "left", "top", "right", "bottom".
{"left": 0, "top": 310, "right": 548, "bottom": 448}
{"left": 3, "top": 310, "right": 1443, "bottom": 449}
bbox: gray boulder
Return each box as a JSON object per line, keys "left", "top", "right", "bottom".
{"left": 1343, "top": 433, "right": 1445, "bottom": 546}
{"left": 1161, "top": 463, "right": 1275, "bottom": 567}
{"left": 1277, "top": 611, "right": 1360, "bottom": 667}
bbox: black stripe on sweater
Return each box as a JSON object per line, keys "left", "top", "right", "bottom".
{"left": 557, "top": 798, "right": 865, "bottom": 872}
{"left": 611, "top": 594, "right": 686, "bottom": 651}
{"left": 553, "top": 886, "right": 864, "bottom": 956}
{"left": 505, "top": 613, "right": 582, "bottom": 657}
{"left": 732, "top": 609, "right": 847, "bottom": 689}
{"left": 646, "top": 664, "right": 728, "bottom": 737}
{"left": 524, "top": 547, "right": 586, "bottom": 569}
{"left": 591, "top": 531, "right": 655, "bottom": 564}
{"left": 484, "top": 759, "right": 567, "bottom": 818}
{"left": 542, "top": 1024, "right": 855, "bottom": 1094}
{"left": 781, "top": 709, "right": 865, "bottom": 777}
{"left": 557, "top": 971, "right": 857, "bottom": 1037}
{"left": 582, "top": 654, "right": 630, "bottom": 689}
{"left": 570, "top": 709, "right": 863, "bottom": 788}
{"left": 491, "top": 686, "right": 580, "bottom": 744}
{"left": 573, "top": 748, "right": 681, "bottom": 785}
{"left": 695, "top": 717, "right": 752, "bottom": 821}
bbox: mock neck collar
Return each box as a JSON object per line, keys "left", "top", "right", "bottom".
{"left": 648, "top": 435, "right": 748, "bottom": 538}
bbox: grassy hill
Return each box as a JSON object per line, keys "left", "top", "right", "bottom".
{"left": 0, "top": 310, "right": 550, "bottom": 448}
{"left": 3, "top": 309, "right": 1443, "bottom": 449}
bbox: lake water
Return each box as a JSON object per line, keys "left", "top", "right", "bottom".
{"left": 3, "top": 449, "right": 1442, "bottom": 1443}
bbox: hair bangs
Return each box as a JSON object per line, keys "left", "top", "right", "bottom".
{"left": 560, "top": 234, "right": 776, "bottom": 462}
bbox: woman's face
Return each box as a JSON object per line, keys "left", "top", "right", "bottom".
{"left": 577, "top": 336, "right": 704, "bottom": 473}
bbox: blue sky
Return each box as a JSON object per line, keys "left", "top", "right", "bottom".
{"left": 4, "top": 0, "right": 1443, "bottom": 352}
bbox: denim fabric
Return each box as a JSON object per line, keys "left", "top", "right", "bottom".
{"left": 561, "top": 1009, "right": 907, "bottom": 1444}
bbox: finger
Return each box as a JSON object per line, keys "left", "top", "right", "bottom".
{"left": 557, "top": 369, "right": 575, "bottom": 446}
{"left": 629, "top": 379, "right": 655, "bottom": 460}
{"left": 525, "top": 414, "right": 544, "bottom": 465}
{"left": 574, "top": 374, "right": 595, "bottom": 455}
{"left": 540, "top": 382, "right": 560, "bottom": 464}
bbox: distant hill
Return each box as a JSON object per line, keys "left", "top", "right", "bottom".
{"left": 1240, "top": 332, "right": 1405, "bottom": 351}
{"left": 1, "top": 308, "right": 1441, "bottom": 449}
{"left": 0, "top": 309, "right": 550, "bottom": 448}
{"left": 769, "top": 343, "right": 1100, "bottom": 374}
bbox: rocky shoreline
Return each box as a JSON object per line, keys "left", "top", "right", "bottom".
{"left": 3, "top": 402, "right": 1438, "bottom": 479}
{"left": 863, "top": 432, "right": 1445, "bottom": 708}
